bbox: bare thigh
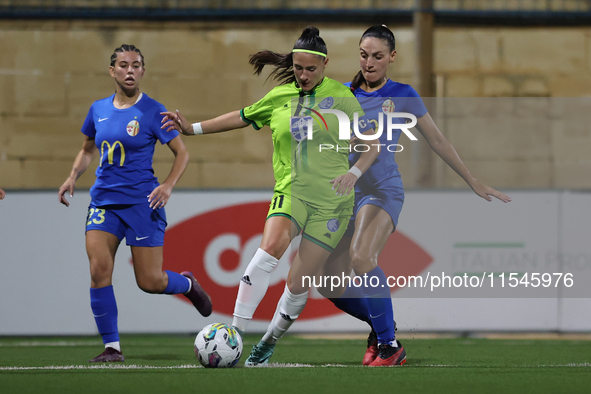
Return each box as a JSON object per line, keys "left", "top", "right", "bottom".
{"left": 259, "top": 215, "right": 300, "bottom": 259}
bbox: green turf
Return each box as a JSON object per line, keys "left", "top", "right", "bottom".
{"left": 1, "top": 334, "right": 590, "bottom": 394}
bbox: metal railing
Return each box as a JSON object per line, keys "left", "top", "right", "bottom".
{"left": 0, "top": 0, "right": 590, "bottom": 11}
{"left": 1, "top": 0, "right": 590, "bottom": 24}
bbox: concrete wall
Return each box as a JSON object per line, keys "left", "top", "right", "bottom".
{"left": 1, "top": 20, "right": 590, "bottom": 190}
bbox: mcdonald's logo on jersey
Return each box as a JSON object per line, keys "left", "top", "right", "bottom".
{"left": 100, "top": 140, "right": 125, "bottom": 167}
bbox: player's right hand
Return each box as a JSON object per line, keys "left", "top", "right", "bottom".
{"left": 0, "top": 188, "right": 5, "bottom": 200}
{"left": 161, "top": 109, "right": 192, "bottom": 135}
{"left": 58, "top": 178, "right": 75, "bottom": 207}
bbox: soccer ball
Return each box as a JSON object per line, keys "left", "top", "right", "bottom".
{"left": 194, "top": 323, "right": 243, "bottom": 368}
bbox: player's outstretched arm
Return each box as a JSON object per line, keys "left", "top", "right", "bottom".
{"left": 415, "top": 113, "right": 511, "bottom": 203}
{"left": 58, "top": 136, "right": 96, "bottom": 207}
{"left": 147, "top": 135, "right": 189, "bottom": 210}
{"left": 161, "top": 109, "right": 248, "bottom": 135}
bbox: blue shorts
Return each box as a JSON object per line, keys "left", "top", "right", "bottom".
{"left": 85, "top": 202, "right": 167, "bottom": 247}
{"left": 345, "top": 185, "right": 404, "bottom": 237}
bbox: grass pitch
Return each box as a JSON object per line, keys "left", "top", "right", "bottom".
{"left": 1, "top": 333, "right": 590, "bottom": 394}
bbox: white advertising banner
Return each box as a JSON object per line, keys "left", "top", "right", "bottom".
{"left": 0, "top": 190, "right": 589, "bottom": 335}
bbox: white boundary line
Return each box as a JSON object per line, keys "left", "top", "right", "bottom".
{"left": 0, "top": 364, "right": 202, "bottom": 371}
{"left": 1, "top": 363, "right": 590, "bottom": 371}
{"left": 0, "top": 341, "right": 103, "bottom": 347}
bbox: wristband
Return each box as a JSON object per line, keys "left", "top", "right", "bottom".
{"left": 192, "top": 122, "right": 203, "bottom": 135}
{"left": 348, "top": 166, "right": 362, "bottom": 179}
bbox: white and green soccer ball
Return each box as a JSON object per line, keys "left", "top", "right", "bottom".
{"left": 194, "top": 323, "right": 243, "bottom": 368}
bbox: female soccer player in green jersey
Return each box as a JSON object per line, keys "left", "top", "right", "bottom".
{"left": 161, "top": 27, "right": 379, "bottom": 365}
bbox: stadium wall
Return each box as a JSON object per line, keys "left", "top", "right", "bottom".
{"left": 0, "top": 190, "right": 589, "bottom": 335}
{"left": 1, "top": 21, "right": 591, "bottom": 191}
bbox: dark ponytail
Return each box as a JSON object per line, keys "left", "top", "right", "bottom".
{"left": 351, "top": 25, "right": 396, "bottom": 90}
{"left": 249, "top": 26, "right": 327, "bottom": 85}
{"left": 110, "top": 44, "right": 145, "bottom": 67}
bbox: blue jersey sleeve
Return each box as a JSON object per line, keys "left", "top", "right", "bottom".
{"left": 81, "top": 105, "right": 96, "bottom": 138}
{"left": 403, "top": 85, "right": 428, "bottom": 118}
{"left": 151, "top": 103, "right": 179, "bottom": 145}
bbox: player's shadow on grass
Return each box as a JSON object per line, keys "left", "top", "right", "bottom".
{"left": 131, "top": 354, "right": 182, "bottom": 361}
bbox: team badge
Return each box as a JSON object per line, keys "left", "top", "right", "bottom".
{"left": 327, "top": 218, "right": 340, "bottom": 232}
{"left": 382, "top": 99, "right": 395, "bottom": 114}
{"left": 290, "top": 116, "right": 312, "bottom": 141}
{"left": 319, "top": 97, "right": 334, "bottom": 109}
{"left": 126, "top": 120, "right": 140, "bottom": 136}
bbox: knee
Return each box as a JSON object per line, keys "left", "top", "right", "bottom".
{"left": 260, "top": 238, "right": 289, "bottom": 259}
{"left": 89, "top": 259, "right": 112, "bottom": 287}
{"left": 349, "top": 250, "right": 378, "bottom": 275}
{"left": 136, "top": 274, "right": 166, "bottom": 294}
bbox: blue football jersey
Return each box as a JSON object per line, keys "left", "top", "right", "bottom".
{"left": 81, "top": 93, "right": 179, "bottom": 206}
{"left": 345, "top": 80, "right": 428, "bottom": 190}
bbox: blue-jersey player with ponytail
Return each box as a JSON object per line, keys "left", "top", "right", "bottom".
{"left": 321, "top": 25, "right": 511, "bottom": 366}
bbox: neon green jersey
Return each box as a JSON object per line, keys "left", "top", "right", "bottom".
{"left": 241, "top": 77, "right": 367, "bottom": 206}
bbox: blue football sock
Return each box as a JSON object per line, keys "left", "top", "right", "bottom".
{"left": 361, "top": 266, "right": 395, "bottom": 344}
{"left": 90, "top": 285, "right": 119, "bottom": 344}
{"left": 163, "top": 270, "right": 191, "bottom": 294}
{"left": 329, "top": 283, "right": 372, "bottom": 327}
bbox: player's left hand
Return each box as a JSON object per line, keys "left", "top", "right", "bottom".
{"left": 330, "top": 173, "right": 358, "bottom": 197}
{"left": 471, "top": 180, "right": 512, "bottom": 203}
{"left": 0, "top": 188, "right": 5, "bottom": 200}
{"left": 148, "top": 183, "right": 173, "bottom": 209}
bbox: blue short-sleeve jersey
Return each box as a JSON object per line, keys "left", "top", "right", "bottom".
{"left": 81, "top": 93, "right": 179, "bottom": 206}
{"left": 345, "top": 80, "right": 428, "bottom": 190}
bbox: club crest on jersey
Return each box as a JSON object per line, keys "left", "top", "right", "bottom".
{"left": 319, "top": 97, "right": 334, "bottom": 109}
{"left": 290, "top": 116, "right": 313, "bottom": 141}
{"left": 327, "top": 218, "right": 340, "bottom": 232}
{"left": 126, "top": 120, "right": 140, "bottom": 137}
{"left": 382, "top": 99, "right": 396, "bottom": 114}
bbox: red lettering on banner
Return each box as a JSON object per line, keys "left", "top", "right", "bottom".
{"left": 162, "top": 202, "right": 432, "bottom": 320}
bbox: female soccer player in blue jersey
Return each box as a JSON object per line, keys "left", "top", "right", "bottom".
{"left": 58, "top": 45, "right": 212, "bottom": 363}
{"left": 162, "top": 27, "right": 379, "bottom": 366}
{"left": 320, "top": 25, "right": 512, "bottom": 366}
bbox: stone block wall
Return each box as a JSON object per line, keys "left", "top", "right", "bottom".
{"left": 0, "top": 20, "right": 590, "bottom": 191}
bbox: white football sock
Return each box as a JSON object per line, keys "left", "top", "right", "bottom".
{"left": 104, "top": 341, "right": 121, "bottom": 352}
{"left": 232, "top": 248, "right": 279, "bottom": 332}
{"left": 184, "top": 277, "right": 192, "bottom": 293}
{"left": 262, "top": 284, "right": 308, "bottom": 345}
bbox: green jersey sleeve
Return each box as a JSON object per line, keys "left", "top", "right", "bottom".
{"left": 241, "top": 90, "right": 275, "bottom": 130}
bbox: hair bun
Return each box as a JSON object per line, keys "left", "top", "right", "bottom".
{"left": 301, "top": 26, "right": 320, "bottom": 37}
